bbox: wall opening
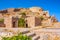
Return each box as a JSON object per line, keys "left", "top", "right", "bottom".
{"left": 12, "top": 17, "right": 18, "bottom": 28}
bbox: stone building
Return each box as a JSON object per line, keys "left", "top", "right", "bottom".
{"left": 0, "top": 7, "right": 58, "bottom": 28}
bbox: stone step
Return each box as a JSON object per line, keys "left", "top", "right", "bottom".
{"left": 25, "top": 32, "right": 36, "bottom": 37}
{"left": 22, "top": 31, "right": 40, "bottom": 40}
{"left": 20, "top": 30, "right": 30, "bottom": 34}
{"left": 32, "top": 35, "right": 40, "bottom": 40}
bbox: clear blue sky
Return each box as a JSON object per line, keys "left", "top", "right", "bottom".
{"left": 0, "top": 0, "right": 60, "bottom": 21}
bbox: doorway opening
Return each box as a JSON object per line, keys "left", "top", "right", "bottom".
{"left": 25, "top": 20, "right": 28, "bottom": 28}
{"left": 26, "top": 23, "right": 28, "bottom": 28}
{"left": 12, "top": 17, "right": 18, "bottom": 28}
{"left": 12, "top": 22, "right": 15, "bottom": 27}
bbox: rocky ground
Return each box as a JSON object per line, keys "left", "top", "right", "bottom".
{"left": 0, "top": 28, "right": 60, "bottom": 40}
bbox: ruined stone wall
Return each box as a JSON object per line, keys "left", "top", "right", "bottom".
{"left": 35, "top": 17, "right": 41, "bottom": 26}
{"left": 26, "top": 16, "right": 35, "bottom": 28}
{"left": 0, "top": 14, "right": 4, "bottom": 18}
{"left": 4, "top": 15, "right": 12, "bottom": 28}
{"left": 0, "top": 7, "right": 59, "bottom": 28}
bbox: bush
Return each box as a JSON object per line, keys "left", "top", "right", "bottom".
{"left": 20, "top": 12, "right": 26, "bottom": 18}
{"left": 18, "top": 18, "right": 25, "bottom": 27}
{"left": 40, "top": 16, "right": 44, "bottom": 20}
{"left": 2, "top": 33, "right": 32, "bottom": 40}
{"left": 0, "top": 19, "right": 4, "bottom": 23}
{"left": 21, "top": 12, "right": 26, "bottom": 16}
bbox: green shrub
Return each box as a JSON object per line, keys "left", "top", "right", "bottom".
{"left": 21, "top": 12, "right": 26, "bottom": 16}
{"left": 40, "top": 16, "right": 44, "bottom": 20}
{"left": 18, "top": 18, "right": 25, "bottom": 27}
{"left": 21, "top": 12, "right": 26, "bottom": 18}
{"left": 0, "top": 19, "right": 4, "bottom": 23}
{"left": 2, "top": 33, "right": 32, "bottom": 40}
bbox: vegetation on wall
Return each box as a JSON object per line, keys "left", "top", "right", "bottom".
{"left": 21, "top": 12, "right": 26, "bottom": 16}
{"left": 0, "top": 18, "right": 4, "bottom": 23}
{"left": 2, "top": 33, "right": 32, "bottom": 40}
{"left": 19, "top": 12, "right": 26, "bottom": 17}
{"left": 40, "top": 16, "right": 44, "bottom": 21}
{"left": 18, "top": 18, "right": 25, "bottom": 27}
{"left": 21, "top": 12, "right": 26, "bottom": 18}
